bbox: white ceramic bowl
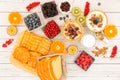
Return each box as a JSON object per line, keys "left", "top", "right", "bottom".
{"left": 81, "top": 34, "right": 96, "bottom": 48}
{"left": 86, "top": 10, "right": 108, "bottom": 32}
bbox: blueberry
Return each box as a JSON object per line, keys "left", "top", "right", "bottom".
{"left": 66, "top": 15, "right": 69, "bottom": 18}
{"left": 59, "top": 17, "right": 63, "bottom": 20}
{"left": 93, "top": 19, "right": 99, "bottom": 25}
{"left": 63, "top": 17, "right": 66, "bottom": 20}
{"left": 98, "top": 2, "right": 101, "bottom": 6}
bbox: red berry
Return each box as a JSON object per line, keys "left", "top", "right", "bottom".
{"left": 26, "top": 2, "right": 40, "bottom": 11}
{"left": 91, "top": 16, "right": 96, "bottom": 21}
{"left": 2, "top": 44, "right": 7, "bottom": 48}
{"left": 98, "top": 23, "right": 102, "bottom": 28}
{"left": 84, "top": 2, "right": 90, "bottom": 16}
{"left": 110, "top": 45, "right": 118, "bottom": 58}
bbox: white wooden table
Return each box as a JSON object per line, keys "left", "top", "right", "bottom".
{"left": 0, "top": 0, "right": 120, "bottom": 80}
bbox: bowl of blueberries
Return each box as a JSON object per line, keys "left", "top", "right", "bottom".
{"left": 24, "top": 13, "right": 42, "bottom": 31}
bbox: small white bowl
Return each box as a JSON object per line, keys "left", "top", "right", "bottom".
{"left": 81, "top": 34, "right": 96, "bottom": 48}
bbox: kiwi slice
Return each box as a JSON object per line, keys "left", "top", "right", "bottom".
{"left": 72, "top": 7, "right": 81, "bottom": 17}
{"left": 76, "top": 16, "right": 86, "bottom": 24}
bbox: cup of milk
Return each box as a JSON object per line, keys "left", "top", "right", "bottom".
{"left": 81, "top": 34, "right": 96, "bottom": 48}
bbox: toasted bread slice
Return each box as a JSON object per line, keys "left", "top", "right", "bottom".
{"left": 50, "top": 56, "right": 62, "bottom": 80}
{"left": 46, "top": 58, "right": 55, "bottom": 80}
{"left": 37, "top": 56, "right": 63, "bottom": 80}
{"left": 37, "top": 58, "right": 48, "bottom": 80}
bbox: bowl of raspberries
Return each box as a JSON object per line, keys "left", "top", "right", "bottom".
{"left": 42, "top": 20, "right": 61, "bottom": 39}
{"left": 75, "top": 51, "right": 95, "bottom": 71}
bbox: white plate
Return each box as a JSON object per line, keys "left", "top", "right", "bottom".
{"left": 86, "top": 10, "right": 108, "bottom": 32}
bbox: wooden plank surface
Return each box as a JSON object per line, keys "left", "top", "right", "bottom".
{"left": 0, "top": 0, "right": 120, "bottom": 80}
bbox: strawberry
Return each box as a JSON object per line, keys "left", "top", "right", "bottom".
{"left": 98, "top": 23, "right": 102, "bottom": 28}
{"left": 91, "top": 16, "right": 96, "bottom": 21}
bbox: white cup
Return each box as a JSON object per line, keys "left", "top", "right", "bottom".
{"left": 81, "top": 34, "right": 96, "bottom": 48}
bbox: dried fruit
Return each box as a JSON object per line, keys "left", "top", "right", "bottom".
{"left": 110, "top": 45, "right": 118, "bottom": 58}
{"left": 95, "top": 32, "right": 104, "bottom": 41}
{"left": 84, "top": 2, "right": 90, "bottom": 16}
{"left": 2, "top": 39, "right": 14, "bottom": 48}
{"left": 2, "top": 44, "right": 7, "bottom": 48}
{"left": 60, "top": 1, "right": 70, "bottom": 12}
{"left": 6, "top": 39, "right": 14, "bottom": 45}
{"left": 92, "top": 47, "right": 108, "bottom": 57}
{"left": 26, "top": 2, "right": 40, "bottom": 11}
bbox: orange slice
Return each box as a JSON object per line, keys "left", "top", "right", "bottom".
{"left": 7, "top": 25, "right": 17, "bottom": 36}
{"left": 8, "top": 12, "right": 22, "bottom": 25}
{"left": 68, "top": 45, "right": 78, "bottom": 55}
{"left": 104, "top": 24, "right": 118, "bottom": 38}
{"left": 50, "top": 40, "right": 66, "bottom": 54}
